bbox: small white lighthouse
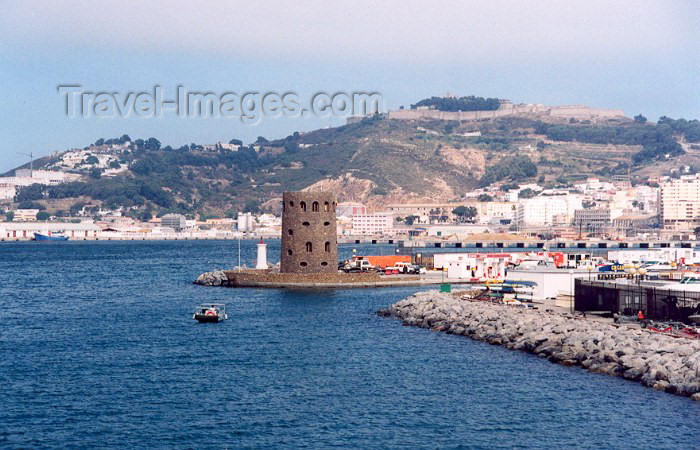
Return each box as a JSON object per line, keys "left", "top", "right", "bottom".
{"left": 255, "top": 239, "right": 268, "bottom": 270}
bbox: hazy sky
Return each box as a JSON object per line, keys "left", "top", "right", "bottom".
{"left": 1, "top": 0, "right": 698, "bottom": 172}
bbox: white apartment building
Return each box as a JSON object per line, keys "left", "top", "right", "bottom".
{"left": 386, "top": 203, "right": 453, "bottom": 216}
{"left": 659, "top": 174, "right": 700, "bottom": 231}
{"left": 351, "top": 212, "right": 394, "bottom": 235}
{"left": 574, "top": 177, "right": 615, "bottom": 193}
{"left": 516, "top": 195, "right": 582, "bottom": 227}
{"left": 476, "top": 202, "right": 516, "bottom": 224}
{"left": 0, "top": 183, "right": 16, "bottom": 200}
{"left": 0, "top": 169, "right": 70, "bottom": 188}
{"left": 237, "top": 212, "right": 255, "bottom": 232}
{"left": 0, "top": 169, "right": 77, "bottom": 201}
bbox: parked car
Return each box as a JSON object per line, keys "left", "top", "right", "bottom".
{"left": 342, "top": 259, "right": 376, "bottom": 273}
{"left": 393, "top": 262, "right": 420, "bottom": 274}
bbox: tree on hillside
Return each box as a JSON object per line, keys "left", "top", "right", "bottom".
{"left": 404, "top": 215, "right": 419, "bottom": 225}
{"left": 452, "top": 206, "right": 477, "bottom": 223}
{"left": 477, "top": 194, "right": 493, "bottom": 202}
{"left": 36, "top": 211, "right": 50, "bottom": 221}
{"left": 138, "top": 210, "right": 153, "bottom": 221}
{"left": 15, "top": 184, "right": 45, "bottom": 202}
{"left": 70, "top": 202, "right": 87, "bottom": 216}
{"left": 634, "top": 114, "right": 648, "bottom": 124}
{"left": 479, "top": 155, "right": 537, "bottom": 187}
{"left": 518, "top": 188, "right": 537, "bottom": 199}
{"left": 5, "top": 211, "right": 14, "bottom": 222}
{"left": 411, "top": 96, "right": 501, "bottom": 111}
{"left": 144, "top": 137, "right": 161, "bottom": 151}
{"left": 244, "top": 200, "right": 261, "bottom": 214}
{"left": 18, "top": 201, "right": 45, "bottom": 210}
{"left": 284, "top": 142, "right": 300, "bottom": 154}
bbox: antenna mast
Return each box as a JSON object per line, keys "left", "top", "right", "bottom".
{"left": 18, "top": 152, "right": 34, "bottom": 176}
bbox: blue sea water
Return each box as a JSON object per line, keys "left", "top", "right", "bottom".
{"left": 0, "top": 240, "right": 698, "bottom": 449}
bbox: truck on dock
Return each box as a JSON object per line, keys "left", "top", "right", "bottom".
{"left": 352, "top": 255, "right": 411, "bottom": 269}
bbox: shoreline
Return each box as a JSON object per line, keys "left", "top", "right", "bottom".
{"left": 0, "top": 236, "right": 275, "bottom": 242}
{"left": 378, "top": 290, "right": 700, "bottom": 401}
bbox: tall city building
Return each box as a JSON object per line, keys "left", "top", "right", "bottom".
{"left": 515, "top": 195, "right": 582, "bottom": 227}
{"left": 659, "top": 174, "right": 700, "bottom": 231}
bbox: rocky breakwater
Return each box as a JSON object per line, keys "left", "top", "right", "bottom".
{"left": 194, "top": 270, "right": 229, "bottom": 286}
{"left": 378, "top": 291, "right": 700, "bottom": 400}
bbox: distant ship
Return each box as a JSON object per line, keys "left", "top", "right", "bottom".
{"left": 33, "top": 232, "right": 69, "bottom": 241}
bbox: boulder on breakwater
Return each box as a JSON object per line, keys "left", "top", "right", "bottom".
{"left": 194, "top": 270, "right": 229, "bottom": 286}
{"left": 378, "top": 290, "right": 700, "bottom": 400}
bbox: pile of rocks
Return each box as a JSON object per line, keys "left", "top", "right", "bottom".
{"left": 379, "top": 290, "right": 700, "bottom": 400}
{"left": 194, "top": 270, "right": 229, "bottom": 286}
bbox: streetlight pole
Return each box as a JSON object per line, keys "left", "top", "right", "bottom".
{"left": 569, "top": 269, "right": 574, "bottom": 314}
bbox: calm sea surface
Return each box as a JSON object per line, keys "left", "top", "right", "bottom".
{"left": 0, "top": 240, "right": 698, "bottom": 449}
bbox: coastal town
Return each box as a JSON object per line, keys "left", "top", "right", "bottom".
{"left": 1, "top": 166, "right": 697, "bottom": 243}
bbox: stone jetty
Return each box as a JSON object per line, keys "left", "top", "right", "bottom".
{"left": 194, "top": 270, "right": 229, "bottom": 286}
{"left": 194, "top": 269, "right": 444, "bottom": 288}
{"left": 378, "top": 290, "right": 700, "bottom": 400}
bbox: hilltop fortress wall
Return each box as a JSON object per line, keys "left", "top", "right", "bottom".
{"left": 387, "top": 103, "right": 626, "bottom": 122}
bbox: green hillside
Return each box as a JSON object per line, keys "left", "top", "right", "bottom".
{"left": 5, "top": 112, "right": 700, "bottom": 219}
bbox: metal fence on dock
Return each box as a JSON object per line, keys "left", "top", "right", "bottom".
{"left": 574, "top": 279, "right": 700, "bottom": 322}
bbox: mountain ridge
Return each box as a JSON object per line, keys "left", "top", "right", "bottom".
{"left": 3, "top": 106, "right": 700, "bottom": 219}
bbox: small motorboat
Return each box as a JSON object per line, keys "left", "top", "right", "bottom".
{"left": 193, "top": 303, "right": 228, "bottom": 323}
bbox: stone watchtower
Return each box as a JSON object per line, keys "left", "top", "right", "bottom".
{"left": 280, "top": 191, "right": 338, "bottom": 273}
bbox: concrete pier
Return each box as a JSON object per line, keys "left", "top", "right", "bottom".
{"left": 194, "top": 269, "right": 476, "bottom": 289}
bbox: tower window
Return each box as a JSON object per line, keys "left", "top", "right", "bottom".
{"left": 288, "top": 229, "right": 294, "bottom": 235}
{"left": 289, "top": 201, "right": 294, "bottom": 207}
{"left": 300, "top": 201, "right": 307, "bottom": 211}
{"left": 324, "top": 221, "right": 330, "bottom": 226}
{"left": 320, "top": 261, "right": 328, "bottom": 267}
{"left": 287, "top": 249, "right": 293, "bottom": 255}
{"left": 302, "top": 222, "right": 310, "bottom": 227}
{"left": 305, "top": 242, "right": 313, "bottom": 252}
{"left": 300, "top": 262, "right": 308, "bottom": 267}
{"left": 325, "top": 242, "right": 331, "bottom": 252}
{"left": 324, "top": 201, "right": 330, "bottom": 212}
{"left": 312, "top": 201, "right": 319, "bottom": 212}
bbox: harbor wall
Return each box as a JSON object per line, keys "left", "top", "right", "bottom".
{"left": 379, "top": 291, "right": 700, "bottom": 400}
